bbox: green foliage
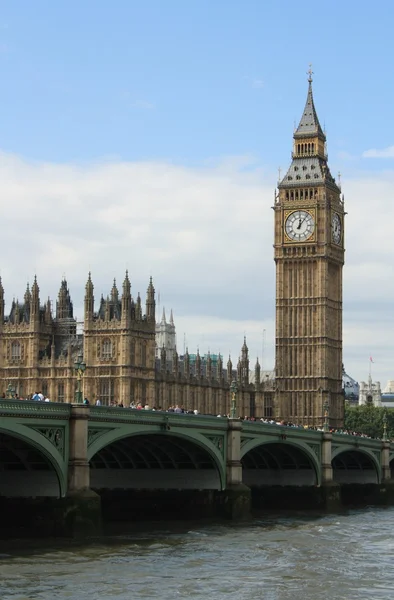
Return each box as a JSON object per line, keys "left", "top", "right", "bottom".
{"left": 344, "top": 404, "right": 394, "bottom": 439}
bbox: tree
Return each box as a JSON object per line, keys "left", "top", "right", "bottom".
{"left": 344, "top": 404, "right": 394, "bottom": 439}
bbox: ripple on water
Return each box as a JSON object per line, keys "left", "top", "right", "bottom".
{"left": 2, "top": 509, "right": 394, "bottom": 599}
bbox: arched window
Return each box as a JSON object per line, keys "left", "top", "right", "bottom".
{"left": 102, "top": 338, "right": 112, "bottom": 359}
{"left": 11, "top": 341, "right": 21, "bottom": 360}
{"left": 141, "top": 343, "right": 147, "bottom": 367}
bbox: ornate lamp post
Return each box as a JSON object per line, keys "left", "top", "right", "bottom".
{"left": 383, "top": 409, "right": 388, "bottom": 442}
{"left": 74, "top": 353, "right": 86, "bottom": 404}
{"left": 230, "top": 379, "right": 238, "bottom": 419}
{"left": 323, "top": 399, "right": 329, "bottom": 432}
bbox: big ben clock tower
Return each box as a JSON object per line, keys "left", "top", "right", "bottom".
{"left": 274, "top": 71, "right": 345, "bottom": 427}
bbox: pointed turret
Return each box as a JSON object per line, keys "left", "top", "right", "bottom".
{"left": 173, "top": 349, "right": 179, "bottom": 377}
{"left": 121, "top": 270, "right": 131, "bottom": 322}
{"left": 146, "top": 276, "right": 155, "bottom": 323}
{"left": 294, "top": 71, "right": 325, "bottom": 142}
{"left": 111, "top": 278, "right": 119, "bottom": 302}
{"left": 160, "top": 345, "right": 167, "bottom": 372}
{"left": 254, "top": 357, "right": 261, "bottom": 388}
{"left": 30, "top": 275, "right": 40, "bottom": 322}
{"left": 184, "top": 347, "right": 190, "bottom": 378}
{"left": 279, "top": 70, "right": 339, "bottom": 193}
{"left": 195, "top": 348, "right": 201, "bottom": 378}
{"left": 217, "top": 353, "right": 223, "bottom": 382}
{"left": 45, "top": 297, "right": 52, "bottom": 324}
{"left": 170, "top": 309, "right": 174, "bottom": 326}
{"left": 240, "top": 336, "right": 249, "bottom": 386}
{"left": 136, "top": 293, "right": 142, "bottom": 321}
{"left": 0, "top": 277, "right": 4, "bottom": 326}
{"left": 84, "top": 272, "right": 94, "bottom": 321}
{"left": 206, "top": 350, "right": 212, "bottom": 380}
{"left": 56, "top": 279, "right": 73, "bottom": 320}
{"left": 24, "top": 282, "right": 31, "bottom": 306}
{"left": 227, "top": 355, "right": 232, "bottom": 382}
{"left": 161, "top": 307, "right": 166, "bottom": 324}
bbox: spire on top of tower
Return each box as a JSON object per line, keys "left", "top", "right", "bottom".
{"left": 161, "top": 307, "right": 166, "bottom": 324}
{"left": 170, "top": 309, "right": 174, "bottom": 326}
{"left": 294, "top": 65, "right": 325, "bottom": 140}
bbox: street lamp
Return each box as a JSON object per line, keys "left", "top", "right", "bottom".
{"left": 383, "top": 409, "right": 388, "bottom": 442}
{"left": 323, "top": 399, "right": 329, "bottom": 432}
{"left": 230, "top": 379, "right": 238, "bottom": 419}
{"left": 74, "top": 352, "right": 86, "bottom": 404}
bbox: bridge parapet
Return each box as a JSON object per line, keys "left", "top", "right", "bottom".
{"left": 0, "top": 400, "right": 71, "bottom": 418}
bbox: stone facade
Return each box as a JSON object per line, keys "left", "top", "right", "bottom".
{"left": 274, "top": 74, "right": 345, "bottom": 427}
{"left": 0, "top": 276, "right": 275, "bottom": 415}
{"left": 0, "top": 273, "right": 156, "bottom": 406}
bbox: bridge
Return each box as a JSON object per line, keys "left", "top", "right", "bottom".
{"left": 0, "top": 401, "right": 393, "bottom": 534}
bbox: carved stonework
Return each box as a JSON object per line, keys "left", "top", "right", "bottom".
{"left": 307, "top": 443, "right": 321, "bottom": 461}
{"left": 32, "top": 427, "right": 65, "bottom": 458}
{"left": 87, "top": 428, "right": 113, "bottom": 447}
{"left": 204, "top": 435, "right": 225, "bottom": 456}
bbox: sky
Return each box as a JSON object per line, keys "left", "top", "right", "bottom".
{"left": 1, "top": 0, "right": 394, "bottom": 386}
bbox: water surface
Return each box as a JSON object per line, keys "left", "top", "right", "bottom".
{"left": 1, "top": 508, "right": 393, "bottom": 599}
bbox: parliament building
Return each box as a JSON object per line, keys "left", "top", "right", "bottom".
{"left": 0, "top": 74, "right": 344, "bottom": 425}
{"left": 0, "top": 274, "right": 275, "bottom": 416}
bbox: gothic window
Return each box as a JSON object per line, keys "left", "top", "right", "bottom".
{"left": 100, "top": 379, "right": 114, "bottom": 405}
{"left": 314, "top": 174, "right": 319, "bottom": 179}
{"left": 141, "top": 381, "right": 147, "bottom": 404}
{"left": 264, "top": 393, "right": 273, "bottom": 418}
{"left": 102, "top": 338, "right": 112, "bottom": 359}
{"left": 286, "top": 192, "right": 289, "bottom": 200}
{"left": 58, "top": 382, "right": 65, "bottom": 403}
{"left": 311, "top": 143, "right": 315, "bottom": 152}
{"left": 141, "top": 343, "right": 147, "bottom": 367}
{"left": 294, "top": 166, "right": 298, "bottom": 171}
{"left": 311, "top": 164, "right": 315, "bottom": 169}
{"left": 42, "top": 382, "right": 48, "bottom": 397}
{"left": 11, "top": 341, "right": 21, "bottom": 360}
{"left": 305, "top": 174, "right": 311, "bottom": 179}
{"left": 131, "top": 339, "right": 135, "bottom": 365}
{"left": 296, "top": 175, "right": 301, "bottom": 180}
{"left": 288, "top": 176, "right": 293, "bottom": 181}
{"left": 302, "top": 165, "right": 307, "bottom": 170}
{"left": 130, "top": 381, "right": 135, "bottom": 404}
{"left": 249, "top": 392, "right": 256, "bottom": 418}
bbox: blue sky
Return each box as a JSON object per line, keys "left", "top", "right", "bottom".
{"left": 1, "top": 0, "right": 394, "bottom": 387}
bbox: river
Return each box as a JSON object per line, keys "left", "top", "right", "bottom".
{"left": 1, "top": 508, "right": 393, "bottom": 600}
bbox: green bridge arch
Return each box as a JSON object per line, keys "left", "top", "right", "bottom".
{"left": 87, "top": 426, "right": 226, "bottom": 491}
{"left": 331, "top": 445, "right": 381, "bottom": 483}
{"left": 0, "top": 422, "right": 67, "bottom": 497}
{"left": 240, "top": 438, "right": 321, "bottom": 486}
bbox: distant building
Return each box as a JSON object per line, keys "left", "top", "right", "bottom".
{"left": 359, "top": 375, "right": 382, "bottom": 407}
{"left": 343, "top": 370, "right": 359, "bottom": 405}
{"left": 155, "top": 308, "right": 176, "bottom": 361}
{"left": 380, "top": 381, "right": 394, "bottom": 408}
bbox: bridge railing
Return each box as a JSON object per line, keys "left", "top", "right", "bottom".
{"left": 0, "top": 400, "right": 72, "bottom": 418}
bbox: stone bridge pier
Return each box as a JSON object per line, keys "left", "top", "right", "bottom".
{"left": 65, "top": 405, "right": 101, "bottom": 537}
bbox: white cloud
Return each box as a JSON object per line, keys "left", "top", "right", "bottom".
{"left": 1, "top": 152, "right": 394, "bottom": 387}
{"left": 362, "top": 145, "right": 394, "bottom": 158}
{"left": 252, "top": 78, "right": 264, "bottom": 89}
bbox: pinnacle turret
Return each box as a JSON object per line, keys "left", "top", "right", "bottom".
{"left": 294, "top": 71, "right": 325, "bottom": 141}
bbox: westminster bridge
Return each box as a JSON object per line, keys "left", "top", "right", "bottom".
{"left": 1, "top": 401, "right": 394, "bottom": 535}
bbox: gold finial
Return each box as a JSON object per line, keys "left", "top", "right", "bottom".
{"left": 307, "top": 63, "right": 313, "bottom": 83}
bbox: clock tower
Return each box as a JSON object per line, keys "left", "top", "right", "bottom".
{"left": 274, "top": 72, "right": 345, "bottom": 427}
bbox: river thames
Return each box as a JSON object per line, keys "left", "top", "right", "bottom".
{"left": 1, "top": 507, "right": 393, "bottom": 600}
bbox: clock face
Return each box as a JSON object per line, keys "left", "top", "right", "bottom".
{"left": 285, "top": 210, "right": 315, "bottom": 242}
{"left": 332, "top": 213, "right": 342, "bottom": 244}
